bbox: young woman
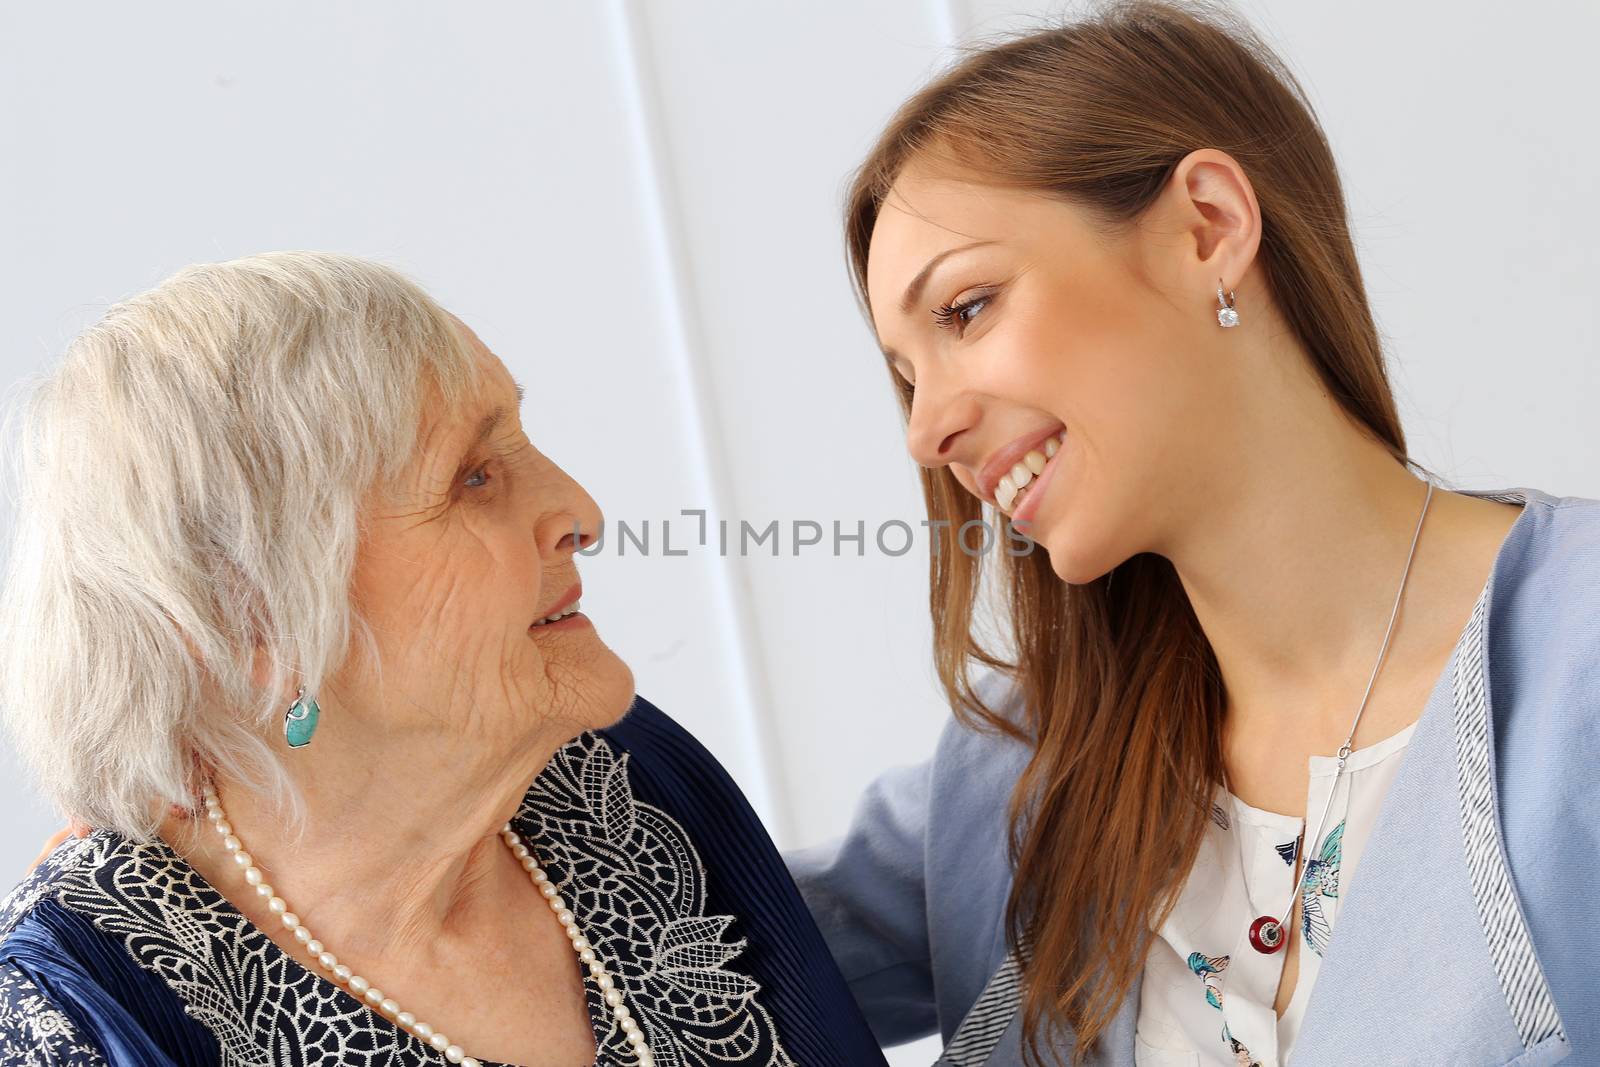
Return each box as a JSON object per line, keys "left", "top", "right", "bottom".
{"left": 787, "top": 3, "right": 1597, "bottom": 1066}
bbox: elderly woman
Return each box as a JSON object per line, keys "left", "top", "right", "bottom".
{"left": 0, "top": 252, "right": 884, "bottom": 1066}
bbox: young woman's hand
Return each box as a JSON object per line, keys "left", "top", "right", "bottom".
{"left": 27, "top": 801, "right": 195, "bottom": 873}
{"left": 28, "top": 821, "right": 88, "bottom": 873}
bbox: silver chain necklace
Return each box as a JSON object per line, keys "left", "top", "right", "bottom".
{"left": 1219, "top": 478, "right": 1433, "bottom": 978}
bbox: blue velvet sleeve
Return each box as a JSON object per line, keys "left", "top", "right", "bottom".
{"left": 0, "top": 895, "right": 218, "bottom": 1066}
{"left": 0, "top": 956, "right": 110, "bottom": 1065}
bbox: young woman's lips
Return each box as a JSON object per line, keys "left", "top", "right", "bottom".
{"left": 1010, "top": 442, "right": 1063, "bottom": 530}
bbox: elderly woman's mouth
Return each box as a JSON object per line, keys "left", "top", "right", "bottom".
{"left": 530, "top": 599, "right": 585, "bottom": 630}
{"left": 530, "top": 582, "right": 586, "bottom": 631}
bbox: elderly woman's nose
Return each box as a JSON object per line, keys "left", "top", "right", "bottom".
{"left": 539, "top": 466, "right": 605, "bottom": 556}
{"left": 905, "top": 375, "right": 981, "bottom": 469}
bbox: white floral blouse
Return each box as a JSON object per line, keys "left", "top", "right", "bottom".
{"left": 1134, "top": 716, "right": 1421, "bottom": 1067}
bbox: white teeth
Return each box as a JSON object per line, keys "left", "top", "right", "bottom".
{"left": 533, "top": 600, "right": 581, "bottom": 626}
{"left": 994, "top": 431, "right": 1067, "bottom": 516}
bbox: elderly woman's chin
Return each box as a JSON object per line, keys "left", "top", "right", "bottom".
{"left": 525, "top": 621, "right": 637, "bottom": 735}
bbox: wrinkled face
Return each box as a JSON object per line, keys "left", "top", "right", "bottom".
{"left": 341, "top": 318, "right": 633, "bottom": 752}
{"left": 865, "top": 156, "right": 1247, "bottom": 582}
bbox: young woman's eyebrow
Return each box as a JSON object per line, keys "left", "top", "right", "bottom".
{"left": 899, "top": 239, "right": 998, "bottom": 315}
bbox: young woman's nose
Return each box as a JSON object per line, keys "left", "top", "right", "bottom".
{"left": 904, "top": 374, "right": 982, "bottom": 469}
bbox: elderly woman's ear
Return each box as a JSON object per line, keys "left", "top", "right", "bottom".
{"left": 21, "top": 639, "right": 306, "bottom": 877}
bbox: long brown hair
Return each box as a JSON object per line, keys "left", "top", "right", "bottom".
{"left": 842, "top": 2, "right": 1429, "bottom": 1062}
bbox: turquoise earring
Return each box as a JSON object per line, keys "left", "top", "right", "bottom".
{"left": 284, "top": 687, "right": 320, "bottom": 748}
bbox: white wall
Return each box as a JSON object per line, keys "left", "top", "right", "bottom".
{"left": 1, "top": 2, "right": 1595, "bottom": 1063}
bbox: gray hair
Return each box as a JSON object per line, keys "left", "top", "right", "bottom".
{"left": 0, "top": 251, "right": 481, "bottom": 839}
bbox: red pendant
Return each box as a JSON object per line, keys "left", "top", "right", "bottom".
{"left": 1249, "top": 915, "right": 1285, "bottom": 954}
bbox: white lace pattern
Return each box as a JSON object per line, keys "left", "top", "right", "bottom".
{"left": 0, "top": 730, "right": 792, "bottom": 1067}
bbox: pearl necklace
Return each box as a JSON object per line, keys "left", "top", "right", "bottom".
{"left": 200, "top": 784, "right": 653, "bottom": 1067}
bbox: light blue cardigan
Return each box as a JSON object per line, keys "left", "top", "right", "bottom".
{"left": 787, "top": 484, "right": 1598, "bottom": 1066}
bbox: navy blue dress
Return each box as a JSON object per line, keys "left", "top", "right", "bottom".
{"left": 0, "top": 696, "right": 887, "bottom": 1067}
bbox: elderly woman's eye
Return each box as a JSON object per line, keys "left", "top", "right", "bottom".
{"left": 464, "top": 463, "right": 491, "bottom": 489}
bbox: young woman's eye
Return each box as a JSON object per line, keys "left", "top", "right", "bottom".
{"left": 931, "top": 293, "right": 992, "bottom": 334}
{"left": 463, "top": 463, "right": 491, "bottom": 489}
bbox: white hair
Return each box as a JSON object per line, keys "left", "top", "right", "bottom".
{"left": 0, "top": 251, "right": 481, "bottom": 839}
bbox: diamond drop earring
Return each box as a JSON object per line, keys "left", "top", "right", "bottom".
{"left": 1216, "top": 278, "right": 1240, "bottom": 328}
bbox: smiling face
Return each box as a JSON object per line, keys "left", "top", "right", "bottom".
{"left": 865, "top": 152, "right": 1260, "bottom": 582}
{"left": 337, "top": 318, "right": 634, "bottom": 753}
